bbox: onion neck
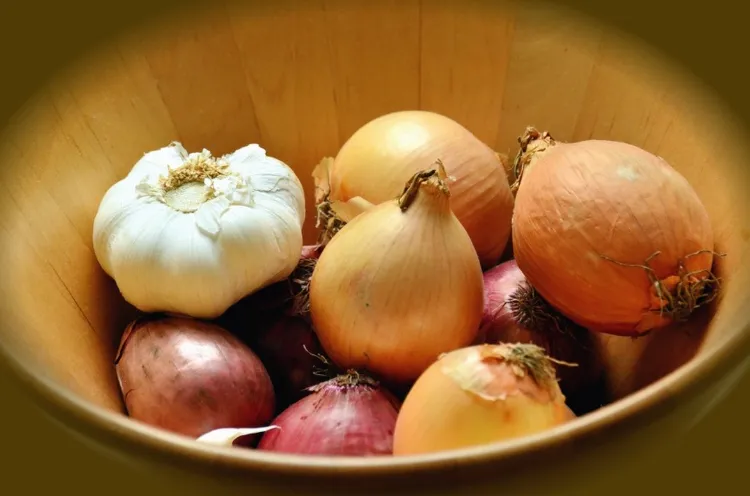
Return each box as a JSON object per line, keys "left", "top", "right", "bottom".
{"left": 397, "top": 161, "right": 452, "bottom": 215}
{"left": 442, "top": 343, "right": 567, "bottom": 402}
{"left": 309, "top": 370, "right": 379, "bottom": 392}
{"left": 510, "top": 127, "right": 557, "bottom": 194}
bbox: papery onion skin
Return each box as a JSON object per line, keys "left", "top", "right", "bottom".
{"left": 320, "top": 110, "right": 515, "bottom": 268}
{"left": 477, "top": 259, "right": 603, "bottom": 403}
{"left": 115, "top": 316, "right": 275, "bottom": 438}
{"left": 511, "top": 128, "right": 718, "bottom": 336}
{"left": 257, "top": 372, "right": 401, "bottom": 456}
{"left": 393, "top": 343, "right": 573, "bottom": 455}
{"left": 310, "top": 166, "right": 485, "bottom": 384}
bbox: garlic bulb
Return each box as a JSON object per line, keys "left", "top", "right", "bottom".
{"left": 93, "top": 142, "right": 305, "bottom": 319}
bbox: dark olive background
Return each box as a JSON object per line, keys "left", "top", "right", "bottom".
{"left": 1, "top": 0, "right": 749, "bottom": 494}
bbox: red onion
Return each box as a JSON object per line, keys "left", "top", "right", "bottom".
{"left": 115, "top": 315, "right": 275, "bottom": 438}
{"left": 251, "top": 314, "right": 328, "bottom": 411}
{"left": 257, "top": 372, "right": 401, "bottom": 456}
{"left": 215, "top": 244, "right": 324, "bottom": 338}
{"left": 477, "top": 259, "right": 604, "bottom": 412}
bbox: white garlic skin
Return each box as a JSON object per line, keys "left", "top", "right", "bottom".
{"left": 195, "top": 426, "right": 280, "bottom": 446}
{"left": 92, "top": 142, "right": 306, "bottom": 319}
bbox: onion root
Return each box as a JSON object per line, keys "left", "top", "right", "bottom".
{"left": 599, "top": 249, "right": 726, "bottom": 329}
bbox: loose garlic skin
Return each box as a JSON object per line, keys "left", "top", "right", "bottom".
{"left": 93, "top": 142, "right": 305, "bottom": 319}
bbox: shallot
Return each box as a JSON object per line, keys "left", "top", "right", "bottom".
{"left": 115, "top": 315, "right": 275, "bottom": 438}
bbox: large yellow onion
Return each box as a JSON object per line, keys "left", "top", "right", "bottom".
{"left": 309, "top": 164, "right": 485, "bottom": 385}
{"left": 314, "top": 110, "right": 515, "bottom": 268}
{"left": 511, "top": 127, "right": 718, "bottom": 336}
{"left": 393, "top": 343, "right": 574, "bottom": 455}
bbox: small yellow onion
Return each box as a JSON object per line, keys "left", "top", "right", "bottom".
{"left": 309, "top": 163, "right": 485, "bottom": 385}
{"left": 393, "top": 343, "right": 575, "bottom": 455}
{"left": 313, "top": 110, "right": 515, "bottom": 268}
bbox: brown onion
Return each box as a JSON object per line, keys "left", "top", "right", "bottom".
{"left": 313, "top": 110, "right": 515, "bottom": 268}
{"left": 477, "top": 259, "right": 604, "bottom": 414}
{"left": 115, "top": 315, "right": 275, "bottom": 438}
{"left": 511, "top": 127, "right": 720, "bottom": 336}
{"left": 310, "top": 165, "right": 484, "bottom": 385}
{"left": 393, "top": 343, "right": 573, "bottom": 455}
{"left": 257, "top": 371, "right": 400, "bottom": 456}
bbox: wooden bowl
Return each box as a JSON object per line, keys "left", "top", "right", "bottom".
{"left": 1, "top": 1, "right": 749, "bottom": 494}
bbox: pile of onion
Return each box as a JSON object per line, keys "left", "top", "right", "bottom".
{"left": 393, "top": 343, "right": 575, "bottom": 455}
{"left": 476, "top": 259, "right": 603, "bottom": 412}
{"left": 309, "top": 163, "right": 485, "bottom": 385}
{"left": 313, "top": 110, "right": 515, "bottom": 268}
{"left": 257, "top": 371, "right": 401, "bottom": 456}
{"left": 114, "top": 315, "right": 275, "bottom": 438}
{"left": 511, "top": 127, "right": 721, "bottom": 336}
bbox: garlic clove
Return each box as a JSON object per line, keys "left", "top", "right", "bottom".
{"left": 195, "top": 196, "right": 232, "bottom": 237}
{"left": 195, "top": 426, "right": 280, "bottom": 447}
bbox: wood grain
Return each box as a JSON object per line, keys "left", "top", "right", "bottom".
{"left": 494, "top": 3, "right": 603, "bottom": 155}
{"left": 419, "top": 0, "right": 516, "bottom": 146}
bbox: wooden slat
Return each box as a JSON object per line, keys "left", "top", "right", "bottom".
{"left": 419, "top": 0, "right": 516, "bottom": 145}
{"left": 494, "top": 4, "right": 603, "bottom": 155}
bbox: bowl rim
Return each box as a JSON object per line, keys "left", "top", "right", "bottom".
{"left": 2, "top": 308, "right": 750, "bottom": 477}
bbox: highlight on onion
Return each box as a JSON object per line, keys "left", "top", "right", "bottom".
{"left": 312, "top": 110, "right": 515, "bottom": 268}
{"left": 257, "top": 371, "right": 401, "bottom": 456}
{"left": 510, "top": 127, "right": 722, "bottom": 336}
{"left": 393, "top": 343, "right": 575, "bottom": 455}
{"left": 477, "top": 259, "right": 603, "bottom": 409}
{"left": 114, "top": 315, "right": 275, "bottom": 438}
{"left": 309, "top": 163, "right": 485, "bottom": 385}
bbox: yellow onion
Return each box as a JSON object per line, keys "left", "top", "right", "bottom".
{"left": 510, "top": 127, "right": 719, "bottom": 336}
{"left": 309, "top": 163, "right": 485, "bottom": 385}
{"left": 393, "top": 343, "right": 574, "bottom": 455}
{"left": 313, "top": 110, "right": 515, "bottom": 268}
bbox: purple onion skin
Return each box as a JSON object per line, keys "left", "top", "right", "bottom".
{"left": 257, "top": 377, "right": 401, "bottom": 456}
{"left": 477, "top": 260, "right": 604, "bottom": 412}
{"left": 115, "top": 316, "right": 276, "bottom": 439}
{"left": 252, "top": 315, "right": 327, "bottom": 412}
{"left": 476, "top": 259, "right": 528, "bottom": 344}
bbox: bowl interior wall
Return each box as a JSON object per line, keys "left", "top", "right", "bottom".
{"left": 0, "top": 0, "right": 749, "bottom": 452}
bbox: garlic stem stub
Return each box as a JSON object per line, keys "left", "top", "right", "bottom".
{"left": 92, "top": 142, "right": 306, "bottom": 319}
